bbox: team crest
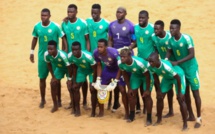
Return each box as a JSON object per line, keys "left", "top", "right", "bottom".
{"left": 180, "top": 43, "right": 183, "bottom": 47}
{"left": 133, "top": 68, "right": 137, "bottom": 72}
{"left": 108, "top": 57, "right": 112, "bottom": 61}
{"left": 48, "top": 29, "right": 52, "bottom": 33}
{"left": 76, "top": 26, "right": 80, "bottom": 30}
{"left": 82, "top": 60, "right": 86, "bottom": 63}
{"left": 58, "top": 58, "right": 62, "bottom": 62}
{"left": 99, "top": 25, "right": 103, "bottom": 29}
{"left": 122, "top": 26, "right": 126, "bottom": 31}
{"left": 162, "top": 70, "right": 165, "bottom": 74}
{"left": 165, "top": 41, "right": 168, "bottom": 45}
{"left": 145, "top": 30, "right": 149, "bottom": 34}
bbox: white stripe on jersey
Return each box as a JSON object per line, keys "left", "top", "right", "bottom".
{"left": 83, "top": 51, "right": 96, "bottom": 65}
{"left": 68, "top": 52, "right": 73, "bottom": 58}
{"left": 162, "top": 62, "right": 176, "bottom": 76}
{"left": 44, "top": 51, "right": 49, "bottom": 63}
{"left": 134, "top": 59, "right": 147, "bottom": 73}
{"left": 183, "top": 34, "right": 193, "bottom": 49}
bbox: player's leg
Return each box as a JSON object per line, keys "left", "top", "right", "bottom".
{"left": 112, "top": 86, "right": 120, "bottom": 112}
{"left": 81, "top": 80, "right": 88, "bottom": 109}
{"left": 163, "top": 86, "right": 174, "bottom": 118}
{"left": 57, "top": 80, "right": 62, "bottom": 107}
{"left": 73, "top": 82, "right": 83, "bottom": 116}
{"left": 50, "top": 79, "right": 60, "bottom": 113}
{"left": 185, "top": 85, "right": 195, "bottom": 121}
{"left": 127, "top": 89, "right": 138, "bottom": 122}
{"left": 90, "top": 84, "right": 97, "bottom": 117}
{"left": 38, "top": 59, "right": 49, "bottom": 108}
{"left": 136, "top": 91, "right": 141, "bottom": 114}
{"left": 118, "top": 85, "right": 129, "bottom": 119}
{"left": 107, "top": 91, "right": 112, "bottom": 110}
{"left": 139, "top": 84, "right": 146, "bottom": 114}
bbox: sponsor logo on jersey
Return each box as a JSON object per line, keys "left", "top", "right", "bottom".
{"left": 48, "top": 29, "right": 52, "bottom": 33}
{"left": 180, "top": 43, "right": 183, "bottom": 47}
{"left": 76, "top": 26, "right": 80, "bottom": 30}
{"left": 108, "top": 57, "right": 112, "bottom": 61}
{"left": 122, "top": 26, "right": 126, "bottom": 31}
{"left": 145, "top": 30, "right": 149, "bottom": 34}
{"left": 99, "top": 25, "right": 103, "bottom": 29}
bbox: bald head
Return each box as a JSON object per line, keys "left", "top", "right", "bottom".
{"left": 148, "top": 52, "right": 160, "bottom": 68}
{"left": 117, "top": 7, "right": 127, "bottom": 13}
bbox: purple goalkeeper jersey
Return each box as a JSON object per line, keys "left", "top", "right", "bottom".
{"left": 93, "top": 47, "right": 119, "bottom": 71}
{"left": 108, "top": 19, "right": 135, "bottom": 49}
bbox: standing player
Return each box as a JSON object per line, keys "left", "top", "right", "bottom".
{"left": 68, "top": 41, "right": 97, "bottom": 117}
{"left": 86, "top": 4, "right": 109, "bottom": 54}
{"left": 61, "top": 4, "right": 90, "bottom": 109}
{"left": 148, "top": 52, "right": 188, "bottom": 130}
{"left": 130, "top": 10, "right": 155, "bottom": 114}
{"left": 30, "top": 8, "right": 67, "bottom": 108}
{"left": 152, "top": 20, "right": 175, "bottom": 118}
{"left": 118, "top": 48, "right": 153, "bottom": 125}
{"left": 44, "top": 40, "right": 72, "bottom": 113}
{"left": 93, "top": 39, "right": 129, "bottom": 118}
{"left": 108, "top": 7, "right": 135, "bottom": 112}
{"left": 167, "top": 19, "right": 202, "bottom": 128}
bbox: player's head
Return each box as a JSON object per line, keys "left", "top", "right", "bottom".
{"left": 91, "top": 4, "right": 101, "bottom": 21}
{"left": 120, "top": 48, "right": 132, "bottom": 64}
{"left": 41, "top": 8, "right": 51, "bottom": 23}
{"left": 47, "top": 40, "right": 57, "bottom": 56}
{"left": 97, "top": 38, "right": 108, "bottom": 54}
{"left": 139, "top": 10, "right": 149, "bottom": 26}
{"left": 148, "top": 52, "right": 160, "bottom": 68}
{"left": 72, "top": 41, "right": 81, "bottom": 58}
{"left": 67, "top": 4, "right": 78, "bottom": 19}
{"left": 170, "top": 19, "right": 181, "bottom": 37}
{"left": 154, "top": 20, "right": 165, "bottom": 36}
{"left": 116, "top": 7, "right": 127, "bottom": 21}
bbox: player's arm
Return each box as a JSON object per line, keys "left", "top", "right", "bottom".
{"left": 47, "top": 62, "right": 54, "bottom": 78}
{"left": 108, "top": 36, "right": 113, "bottom": 47}
{"left": 166, "top": 48, "right": 173, "bottom": 60}
{"left": 122, "top": 70, "right": 131, "bottom": 90}
{"left": 142, "top": 71, "right": 151, "bottom": 97}
{"left": 85, "top": 34, "right": 90, "bottom": 52}
{"left": 62, "top": 36, "right": 68, "bottom": 53}
{"left": 96, "top": 61, "right": 102, "bottom": 77}
{"left": 173, "top": 74, "right": 184, "bottom": 102}
{"left": 91, "top": 64, "right": 97, "bottom": 83}
{"left": 172, "top": 48, "right": 195, "bottom": 66}
{"left": 129, "top": 40, "right": 137, "bottom": 49}
{"left": 30, "top": 37, "right": 38, "bottom": 63}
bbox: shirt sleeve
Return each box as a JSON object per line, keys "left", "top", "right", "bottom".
{"left": 44, "top": 51, "right": 50, "bottom": 63}
{"left": 56, "top": 23, "right": 64, "bottom": 38}
{"left": 93, "top": 51, "right": 101, "bottom": 62}
{"left": 108, "top": 22, "right": 113, "bottom": 37}
{"left": 68, "top": 52, "right": 74, "bottom": 64}
{"left": 82, "top": 20, "right": 89, "bottom": 35}
{"left": 184, "top": 35, "right": 194, "bottom": 49}
{"left": 32, "top": 25, "right": 38, "bottom": 37}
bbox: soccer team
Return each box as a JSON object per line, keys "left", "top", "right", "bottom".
{"left": 29, "top": 3, "right": 202, "bottom": 130}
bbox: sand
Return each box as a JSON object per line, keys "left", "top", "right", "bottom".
{"left": 0, "top": 0, "right": 215, "bottom": 134}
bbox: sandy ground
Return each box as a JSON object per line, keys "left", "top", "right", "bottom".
{"left": 0, "top": 0, "right": 215, "bottom": 134}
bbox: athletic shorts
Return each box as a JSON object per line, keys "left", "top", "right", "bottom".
{"left": 76, "top": 68, "right": 93, "bottom": 83}
{"left": 54, "top": 67, "right": 69, "bottom": 80}
{"left": 182, "top": 67, "right": 200, "bottom": 90}
{"left": 130, "top": 73, "right": 154, "bottom": 91}
{"left": 38, "top": 58, "right": 56, "bottom": 79}
{"left": 101, "top": 67, "right": 125, "bottom": 86}
{"left": 160, "top": 66, "right": 186, "bottom": 94}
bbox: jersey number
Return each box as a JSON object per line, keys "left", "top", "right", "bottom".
{"left": 140, "top": 37, "right": 144, "bottom": 43}
{"left": 93, "top": 31, "right": 97, "bottom": 37}
{"left": 116, "top": 33, "right": 120, "bottom": 39}
{"left": 161, "top": 47, "right": 167, "bottom": 52}
{"left": 44, "top": 36, "right": 48, "bottom": 42}
{"left": 176, "top": 50, "right": 181, "bottom": 56}
{"left": 71, "top": 33, "right": 75, "bottom": 39}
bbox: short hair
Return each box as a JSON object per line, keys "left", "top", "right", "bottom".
{"left": 120, "top": 48, "right": 131, "bottom": 56}
{"left": 48, "top": 40, "right": 57, "bottom": 47}
{"left": 68, "top": 4, "right": 77, "bottom": 10}
{"left": 72, "top": 41, "right": 81, "bottom": 49}
{"left": 139, "top": 10, "right": 149, "bottom": 17}
{"left": 98, "top": 39, "right": 108, "bottom": 46}
{"left": 155, "top": 20, "right": 164, "bottom": 27}
{"left": 149, "top": 52, "right": 159, "bottom": 59}
{"left": 170, "top": 19, "right": 181, "bottom": 27}
{"left": 92, "top": 4, "right": 101, "bottom": 10}
{"left": 41, "top": 8, "right": 50, "bottom": 14}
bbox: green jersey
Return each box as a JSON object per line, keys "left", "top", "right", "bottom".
{"left": 61, "top": 18, "right": 88, "bottom": 52}
{"left": 86, "top": 18, "right": 109, "bottom": 53}
{"left": 44, "top": 50, "right": 70, "bottom": 69}
{"left": 152, "top": 31, "right": 176, "bottom": 61}
{"left": 68, "top": 50, "right": 96, "bottom": 72}
{"left": 32, "top": 21, "right": 64, "bottom": 59}
{"left": 168, "top": 33, "right": 198, "bottom": 69}
{"left": 118, "top": 56, "right": 148, "bottom": 76}
{"left": 147, "top": 60, "right": 178, "bottom": 79}
{"left": 134, "top": 23, "right": 155, "bottom": 59}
